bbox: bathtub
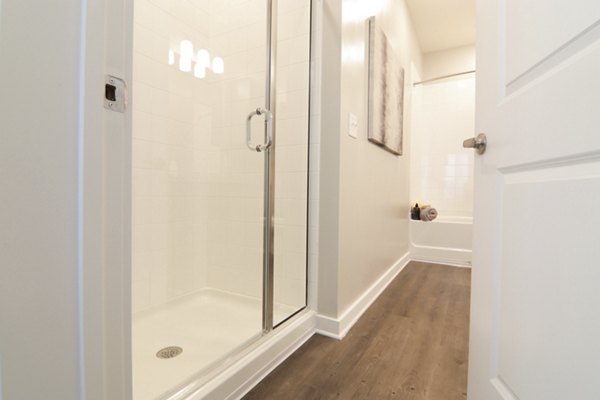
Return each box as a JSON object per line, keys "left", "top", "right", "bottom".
{"left": 410, "top": 216, "right": 472, "bottom": 267}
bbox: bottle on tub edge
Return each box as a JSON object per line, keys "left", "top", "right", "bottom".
{"left": 411, "top": 203, "right": 421, "bottom": 220}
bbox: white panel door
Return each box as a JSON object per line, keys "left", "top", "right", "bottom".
{"left": 468, "top": 1, "right": 600, "bottom": 399}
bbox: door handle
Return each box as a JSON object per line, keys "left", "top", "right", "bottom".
{"left": 246, "top": 108, "right": 273, "bottom": 152}
{"left": 463, "top": 133, "right": 487, "bottom": 155}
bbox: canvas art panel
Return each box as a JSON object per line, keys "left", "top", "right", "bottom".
{"left": 367, "top": 16, "right": 405, "bottom": 156}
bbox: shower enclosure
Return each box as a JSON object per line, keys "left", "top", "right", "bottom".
{"left": 131, "top": 0, "right": 311, "bottom": 398}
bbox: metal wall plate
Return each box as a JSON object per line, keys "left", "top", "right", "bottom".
{"left": 104, "top": 75, "right": 127, "bottom": 113}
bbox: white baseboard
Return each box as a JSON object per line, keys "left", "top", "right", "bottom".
{"left": 315, "top": 252, "right": 411, "bottom": 340}
{"left": 410, "top": 244, "right": 472, "bottom": 267}
{"left": 410, "top": 255, "right": 472, "bottom": 268}
{"left": 314, "top": 313, "right": 340, "bottom": 339}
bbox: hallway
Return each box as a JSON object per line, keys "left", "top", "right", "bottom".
{"left": 244, "top": 262, "right": 471, "bottom": 400}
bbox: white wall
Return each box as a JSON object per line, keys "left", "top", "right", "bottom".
{"left": 423, "top": 44, "right": 475, "bottom": 80}
{"left": 410, "top": 46, "right": 475, "bottom": 218}
{"left": 2, "top": 0, "right": 132, "bottom": 397}
{"left": 0, "top": 1, "right": 84, "bottom": 399}
{"left": 307, "top": 0, "right": 323, "bottom": 313}
{"left": 317, "top": 0, "right": 343, "bottom": 318}
{"left": 318, "top": 0, "right": 423, "bottom": 318}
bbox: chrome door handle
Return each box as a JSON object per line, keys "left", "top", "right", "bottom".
{"left": 246, "top": 108, "right": 273, "bottom": 152}
{"left": 463, "top": 133, "right": 487, "bottom": 155}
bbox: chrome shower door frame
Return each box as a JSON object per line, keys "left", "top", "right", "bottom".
{"left": 262, "top": 0, "right": 277, "bottom": 333}
{"left": 250, "top": 0, "right": 312, "bottom": 335}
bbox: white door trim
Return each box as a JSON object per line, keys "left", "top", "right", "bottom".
{"left": 79, "top": 0, "right": 133, "bottom": 398}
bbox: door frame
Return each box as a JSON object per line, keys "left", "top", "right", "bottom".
{"left": 80, "top": 0, "right": 133, "bottom": 398}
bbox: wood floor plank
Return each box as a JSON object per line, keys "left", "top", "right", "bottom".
{"left": 243, "top": 261, "right": 471, "bottom": 400}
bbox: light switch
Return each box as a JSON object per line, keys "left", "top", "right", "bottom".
{"left": 348, "top": 112, "right": 358, "bottom": 139}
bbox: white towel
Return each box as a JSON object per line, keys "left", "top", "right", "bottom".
{"left": 420, "top": 207, "right": 438, "bottom": 221}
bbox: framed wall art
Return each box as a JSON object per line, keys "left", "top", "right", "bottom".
{"left": 367, "top": 16, "right": 405, "bottom": 156}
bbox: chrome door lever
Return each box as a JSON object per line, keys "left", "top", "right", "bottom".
{"left": 463, "top": 133, "right": 487, "bottom": 155}
{"left": 246, "top": 108, "right": 273, "bottom": 152}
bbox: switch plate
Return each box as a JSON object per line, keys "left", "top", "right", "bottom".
{"left": 348, "top": 112, "right": 358, "bottom": 138}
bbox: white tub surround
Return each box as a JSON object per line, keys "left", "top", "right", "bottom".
{"left": 408, "top": 46, "right": 475, "bottom": 268}
{"left": 410, "top": 217, "right": 472, "bottom": 267}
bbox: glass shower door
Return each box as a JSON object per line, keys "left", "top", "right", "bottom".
{"left": 272, "top": 0, "right": 311, "bottom": 326}
{"left": 131, "top": 0, "right": 273, "bottom": 398}
{"left": 132, "top": 0, "right": 311, "bottom": 397}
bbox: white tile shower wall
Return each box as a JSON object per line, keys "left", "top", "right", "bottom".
{"left": 410, "top": 76, "right": 475, "bottom": 218}
{"left": 205, "top": 0, "right": 311, "bottom": 307}
{"left": 133, "top": 0, "right": 312, "bottom": 313}
{"left": 204, "top": 0, "right": 267, "bottom": 301}
{"left": 132, "top": 0, "right": 214, "bottom": 313}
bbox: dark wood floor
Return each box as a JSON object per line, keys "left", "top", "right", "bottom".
{"left": 243, "top": 261, "right": 471, "bottom": 400}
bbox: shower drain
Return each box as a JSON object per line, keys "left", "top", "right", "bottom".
{"left": 156, "top": 346, "right": 183, "bottom": 359}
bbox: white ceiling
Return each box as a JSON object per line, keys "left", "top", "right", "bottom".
{"left": 405, "top": 0, "right": 476, "bottom": 53}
